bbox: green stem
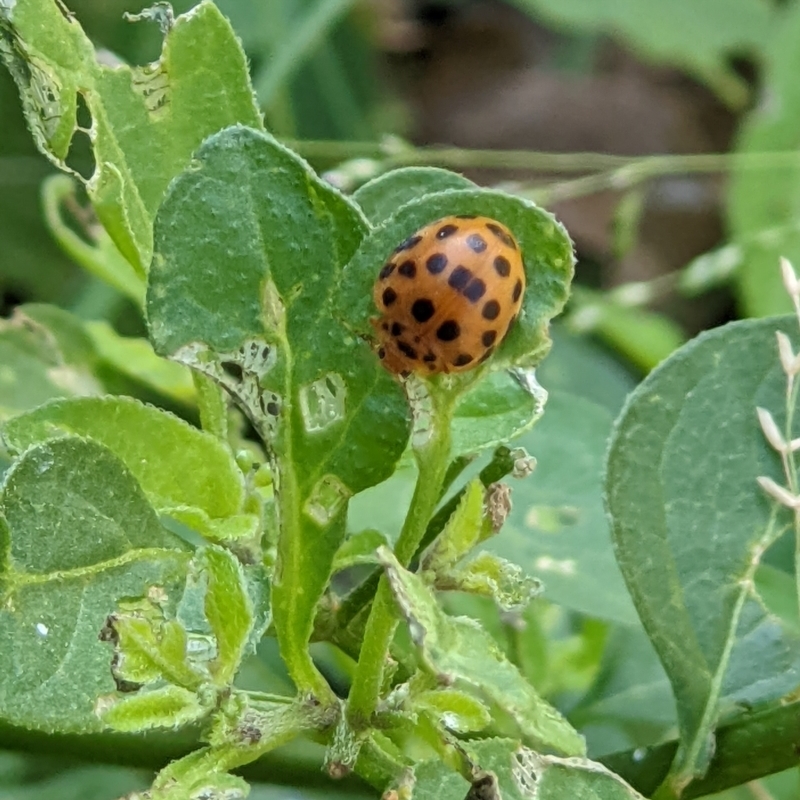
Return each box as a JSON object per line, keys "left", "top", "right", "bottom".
{"left": 347, "top": 389, "right": 455, "bottom": 729}
{"left": 286, "top": 139, "right": 800, "bottom": 176}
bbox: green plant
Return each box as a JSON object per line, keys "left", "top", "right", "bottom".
{"left": 1, "top": 3, "right": 799, "bottom": 800}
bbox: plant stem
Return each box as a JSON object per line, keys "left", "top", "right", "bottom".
{"left": 287, "top": 138, "right": 800, "bottom": 176}
{"left": 347, "top": 388, "right": 454, "bottom": 729}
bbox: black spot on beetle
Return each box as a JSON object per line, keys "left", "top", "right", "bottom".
{"left": 448, "top": 265, "right": 473, "bottom": 291}
{"left": 221, "top": 361, "right": 243, "bottom": 381}
{"left": 453, "top": 353, "right": 473, "bottom": 367}
{"left": 436, "top": 320, "right": 460, "bottom": 341}
{"left": 398, "top": 260, "right": 417, "bottom": 278}
{"left": 395, "top": 234, "right": 422, "bottom": 253}
{"left": 423, "top": 352, "right": 436, "bottom": 362}
{"left": 482, "top": 300, "right": 500, "bottom": 320}
{"left": 379, "top": 262, "right": 396, "bottom": 279}
{"left": 466, "top": 233, "right": 487, "bottom": 253}
{"left": 482, "top": 330, "right": 497, "bottom": 347}
{"left": 397, "top": 341, "right": 418, "bottom": 360}
{"left": 411, "top": 298, "right": 435, "bottom": 322}
{"left": 463, "top": 278, "right": 486, "bottom": 302}
{"left": 493, "top": 255, "right": 511, "bottom": 277}
{"left": 382, "top": 287, "right": 398, "bottom": 307}
{"left": 378, "top": 347, "right": 386, "bottom": 359}
{"left": 512, "top": 279, "right": 523, "bottom": 302}
{"left": 391, "top": 322, "right": 404, "bottom": 336}
{"left": 486, "top": 222, "right": 517, "bottom": 249}
{"left": 426, "top": 253, "right": 448, "bottom": 274}
{"left": 436, "top": 224, "right": 458, "bottom": 239}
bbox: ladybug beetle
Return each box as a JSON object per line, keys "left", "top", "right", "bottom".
{"left": 372, "top": 215, "right": 525, "bottom": 375}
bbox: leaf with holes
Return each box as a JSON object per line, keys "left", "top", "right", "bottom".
{"left": 464, "top": 738, "right": 647, "bottom": 800}
{"left": 0, "top": 437, "right": 190, "bottom": 732}
{"left": 606, "top": 316, "right": 800, "bottom": 791}
{"left": 146, "top": 125, "right": 410, "bottom": 699}
{"left": 0, "top": 0, "right": 262, "bottom": 272}
{"left": 378, "top": 547, "right": 585, "bottom": 756}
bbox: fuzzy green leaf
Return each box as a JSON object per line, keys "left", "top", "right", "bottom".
{"left": 3, "top": 396, "right": 245, "bottom": 521}
{"left": 0, "top": 0, "right": 263, "bottom": 271}
{"left": 378, "top": 547, "right": 585, "bottom": 756}
{"left": 353, "top": 167, "right": 475, "bottom": 226}
{"left": 101, "top": 685, "right": 208, "bottom": 734}
{"left": 0, "top": 437, "right": 190, "bottom": 732}
{"left": 464, "top": 738, "right": 646, "bottom": 800}
{"left": 202, "top": 546, "right": 253, "bottom": 686}
{"left": 146, "top": 125, "right": 410, "bottom": 696}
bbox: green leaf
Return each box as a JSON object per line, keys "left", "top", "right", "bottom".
{"left": 509, "top": 0, "right": 771, "bottom": 108}
{"left": 41, "top": 175, "right": 145, "bottom": 305}
{"left": 86, "top": 321, "right": 195, "bottom": 405}
{"left": 452, "top": 369, "right": 545, "bottom": 456}
{"left": 17, "top": 303, "right": 98, "bottom": 369}
{"left": 0, "top": 310, "right": 99, "bottom": 420}
{"left": 146, "top": 125, "right": 410, "bottom": 697}
{"left": 0, "top": 0, "right": 263, "bottom": 271}
{"left": 409, "top": 759, "right": 470, "bottom": 800}
{"left": 202, "top": 546, "right": 254, "bottom": 686}
{"left": 569, "top": 624, "right": 675, "bottom": 754}
{"left": 606, "top": 316, "right": 800, "bottom": 789}
{"left": 104, "top": 610, "right": 202, "bottom": 690}
{"left": 378, "top": 547, "right": 585, "bottom": 756}
{"left": 0, "top": 437, "right": 190, "bottom": 732}
{"left": 438, "top": 552, "right": 542, "bottom": 613}
{"left": 422, "top": 478, "right": 485, "bottom": 572}
{"left": 100, "top": 685, "right": 208, "bottom": 734}
{"left": 490, "top": 391, "right": 637, "bottom": 625}
{"left": 338, "top": 188, "right": 574, "bottom": 372}
{"left": 538, "top": 326, "right": 635, "bottom": 414}
{"left": 415, "top": 688, "right": 491, "bottom": 734}
{"left": 464, "top": 738, "right": 647, "bottom": 800}
{"left": 568, "top": 289, "right": 686, "bottom": 372}
{"left": 333, "top": 528, "right": 389, "bottom": 570}
{"left": 353, "top": 167, "right": 475, "bottom": 226}
{"left": 727, "top": 3, "right": 800, "bottom": 317}
{"left": 2, "top": 396, "right": 245, "bottom": 521}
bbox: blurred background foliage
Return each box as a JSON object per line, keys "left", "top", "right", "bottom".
{"left": 2, "top": 0, "right": 800, "bottom": 798}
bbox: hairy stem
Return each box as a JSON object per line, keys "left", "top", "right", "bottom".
{"left": 347, "top": 387, "right": 454, "bottom": 729}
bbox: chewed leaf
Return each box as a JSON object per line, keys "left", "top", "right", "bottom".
{"left": 464, "top": 738, "right": 647, "bottom": 800}
{"left": 0, "top": 0, "right": 262, "bottom": 271}
{"left": 0, "top": 437, "right": 190, "bottom": 732}
{"left": 377, "top": 547, "right": 585, "bottom": 756}
{"left": 147, "top": 125, "right": 410, "bottom": 696}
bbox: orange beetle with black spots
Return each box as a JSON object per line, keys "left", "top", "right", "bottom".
{"left": 372, "top": 215, "right": 525, "bottom": 375}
